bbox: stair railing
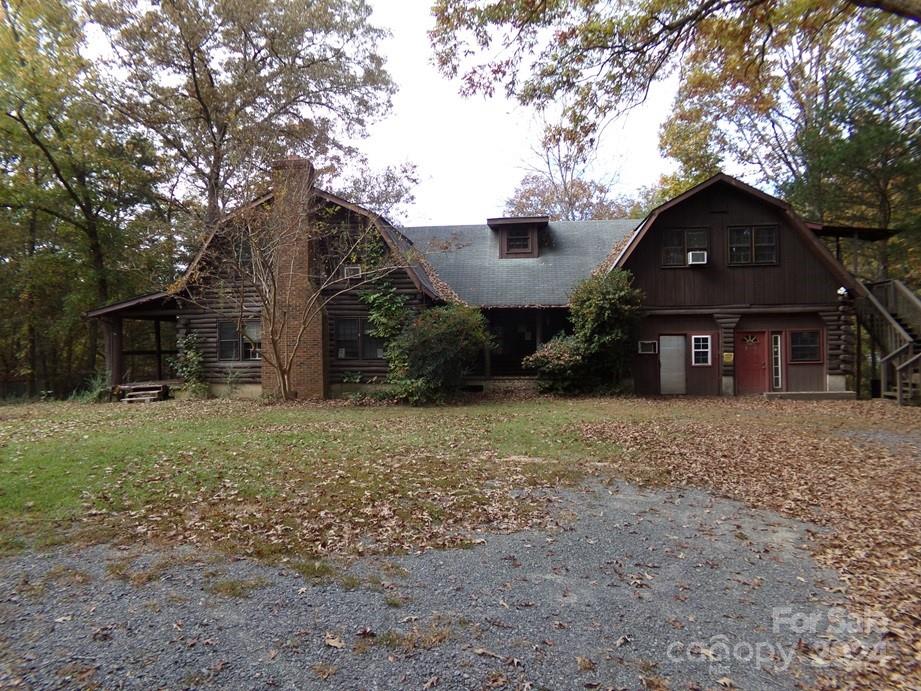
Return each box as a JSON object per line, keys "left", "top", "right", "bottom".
{"left": 867, "top": 279, "right": 921, "bottom": 336}
{"left": 896, "top": 351, "right": 921, "bottom": 405}
{"left": 855, "top": 287, "right": 914, "bottom": 402}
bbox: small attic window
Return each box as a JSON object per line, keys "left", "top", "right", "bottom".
{"left": 488, "top": 215, "right": 547, "bottom": 259}
{"left": 506, "top": 228, "right": 532, "bottom": 253}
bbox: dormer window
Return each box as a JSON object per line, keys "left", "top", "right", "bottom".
{"left": 488, "top": 215, "right": 548, "bottom": 259}
{"left": 506, "top": 228, "right": 533, "bottom": 254}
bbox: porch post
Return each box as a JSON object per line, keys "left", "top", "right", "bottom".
{"left": 102, "top": 317, "right": 124, "bottom": 386}
{"left": 154, "top": 318, "right": 163, "bottom": 380}
{"left": 714, "top": 314, "right": 741, "bottom": 396}
{"left": 855, "top": 319, "right": 863, "bottom": 399}
{"left": 535, "top": 312, "right": 543, "bottom": 348}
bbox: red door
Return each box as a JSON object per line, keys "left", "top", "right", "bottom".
{"left": 735, "top": 331, "right": 768, "bottom": 394}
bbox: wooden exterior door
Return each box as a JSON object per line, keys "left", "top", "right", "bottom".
{"left": 735, "top": 331, "right": 768, "bottom": 394}
{"left": 659, "top": 335, "right": 687, "bottom": 394}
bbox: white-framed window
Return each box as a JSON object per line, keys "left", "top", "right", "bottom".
{"left": 342, "top": 264, "right": 362, "bottom": 279}
{"left": 771, "top": 332, "right": 783, "bottom": 390}
{"left": 638, "top": 340, "right": 658, "bottom": 354}
{"left": 691, "top": 335, "right": 711, "bottom": 366}
{"left": 217, "top": 321, "right": 261, "bottom": 361}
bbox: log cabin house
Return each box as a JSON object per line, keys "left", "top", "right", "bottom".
{"left": 87, "top": 160, "right": 921, "bottom": 403}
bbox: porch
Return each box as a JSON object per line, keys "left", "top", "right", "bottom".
{"left": 85, "top": 292, "right": 182, "bottom": 388}
{"left": 481, "top": 307, "right": 569, "bottom": 376}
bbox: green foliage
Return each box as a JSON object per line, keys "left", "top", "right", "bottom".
{"left": 360, "top": 285, "right": 410, "bottom": 342}
{"left": 524, "top": 269, "right": 643, "bottom": 393}
{"left": 521, "top": 335, "right": 588, "bottom": 394}
{"left": 0, "top": 0, "right": 176, "bottom": 396}
{"left": 569, "top": 269, "right": 644, "bottom": 359}
{"left": 385, "top": 305, "right": 492, "bottom": 404}
{"left": 170, "top": 333, "right": 208, "bottom": 398}
{"left": 663, "top": 12, "right": 921, "bottom": 284}
{"left": 90, "top": 0, "right": 396, "bottom": 223}
{"left": 68, "top": 372, "right": 111, "bottom": 404}
{"left": 431, "top": 0, "right": 916, "bottom": 144}
{"left": 340, "top": 371, "right": 364, "bottom": 384}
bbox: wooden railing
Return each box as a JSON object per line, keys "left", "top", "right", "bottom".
{"left": 868, "top": 279, "right": 921, "bottom": 337}
{"left": 855, "top": 286, "right": 916, "bottom": 404}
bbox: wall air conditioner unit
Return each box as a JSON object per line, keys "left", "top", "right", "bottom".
{"left": 687, "top": 250, "right": 708, "bottom": 265}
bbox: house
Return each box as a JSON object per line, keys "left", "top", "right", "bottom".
{"left": 87, "top": 160, "right": 920, "bottom": 401}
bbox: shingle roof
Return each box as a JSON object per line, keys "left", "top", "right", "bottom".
{"left": 400, "top": 220, "right": 641, "bottom": 307}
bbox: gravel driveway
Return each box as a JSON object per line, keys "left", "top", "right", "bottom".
{"left": 1, "top": 483, "right": 848, "bottom": 690}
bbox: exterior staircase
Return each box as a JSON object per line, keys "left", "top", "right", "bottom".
{"left": 855, "top": 279, "right": 921, "bottom": 405}
{"left": 117, "top": 383, "right": 170, "bottom": 404}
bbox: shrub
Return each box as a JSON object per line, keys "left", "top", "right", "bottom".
{"left": 525, "top": 269, "right": 643, "bottom": 393}
{"left": 521, "top": 335, "right": 588, "bottom": 394}
{"left": 386, "top": 305, "right": 492, "bottom": 404}
{"left": 69, "top": 371, "right": 110, "bottom": 403}
{"left": 360, "top": 285, "right": 410, "bottom": 341}
{"left": 169, "top": 332, "right": 208, "bottom": 398}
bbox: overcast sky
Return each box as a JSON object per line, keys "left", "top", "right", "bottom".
{"left": 361, "top": 1, "right": 678, "bottom": 226}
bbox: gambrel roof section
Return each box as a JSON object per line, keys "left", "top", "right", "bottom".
{"left": 602, "top": 173, "right": 863, "bottom": 296}
{"left": 170, "top": 187, "right": 453, "bottom": 302}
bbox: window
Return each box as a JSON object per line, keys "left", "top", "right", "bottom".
{"left": 661, "top": 228, "right": 709, "bottom": 266}
{"left": 343, "top": 265, "right": 362, "bottom": 279}
{"left": 691, "top": 335, "right": 712, "bottom": 366}
{"left": 729, "top": 225, "right": 778, "bottom": 265}
{"left": 218, "top": 322, "right": 239, "bottom": 360}
{"left": 361, "top": 320, "right": 385, "bottom": 359}
{"left": 242, "top": 322, "right": 261, "bottom": 360}
{"left": 505, "top": 228, "right": 533, "bottom": 254}
{"left": 771, "top": 332, "right": 783, "bottom": 390}
{"left": 662, "top": 230, "right": 685, "bottom": 266}
{"left": 335, "top": 318, "right": 385, "bottom": 360}
{"left": 217, "top": 321, "right": 261, "bottom": 361}
{"left": 335, "top": 319, "right": 360, "bottom": 359}
{"left": 638, "top": 340, "right": 658, "bottom": 354}
{"left": 790, "top": 330, "right": 821, "bottom": 363}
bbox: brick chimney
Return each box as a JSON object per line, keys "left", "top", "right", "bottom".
{"left": 261, "top": 156, "right": 327, "bottom": 399}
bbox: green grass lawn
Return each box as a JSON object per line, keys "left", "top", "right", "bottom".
{"left": 0, "top": 397, "right": 624, "bottom": 556}
{"left": 0, "top": 395, "right": 915, "bottom": 560}
{"left": 3, "top": 394, "right": 919, "bottom": 687}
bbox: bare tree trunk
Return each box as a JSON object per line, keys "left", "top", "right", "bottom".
{"left": 26, "top": 204, "right": 38, "bottom": 396}
{"left": 84, "top": 217, "right": 109, "bottom": 375}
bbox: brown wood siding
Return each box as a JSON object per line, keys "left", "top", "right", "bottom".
{"left": 177, "top": 283, "right": 263, "bottom": 385}
{"left": 634, "top": 313, "right": 830, "bottom": 394}
{"left": 325, "top": 270, "right": 425, "bottom": 384}
{"left": 624, "top": 185, "right": 842, "bottom": 309}
{"left": 736, "top": 314, "right": 827, "bottom": 392}
{"left": 634, "top": 316, "right": 722, "bottom": 395}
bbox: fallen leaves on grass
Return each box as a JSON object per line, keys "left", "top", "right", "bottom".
{"left": 580, "top": 411, "right": 921, "bottom": 689}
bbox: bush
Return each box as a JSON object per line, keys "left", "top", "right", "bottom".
{"left": 521, "top": 335, "right": 589, "bottom": 394}
{"left": 386, "top": 305, "right": 492, "bottom": 404}
{"left": 525, "top": 269, "right": 643, "bottom": 393}
{"left": 69, "top": 371, "right": 110, "bottom": 403}
{"left": 169, "top": 332, "right": 208, "bottom": 399}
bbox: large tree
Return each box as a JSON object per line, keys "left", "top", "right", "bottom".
{"left": 660, "top": 13, "right": 920, "bottom": 280}
{"left": 90, "top": 0, "right": 396, "bottom": 227}
{"left": 505, "top": 132, "right": 639, "bottom": 220}
{"left": 430, "top": 0, "right": 918, "bottom": 143}
{"left": 0, "top": 0, "right": 170, "bottom": 380}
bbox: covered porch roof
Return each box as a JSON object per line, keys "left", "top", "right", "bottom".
{"left": 85, "top": 291, "right": 183, "bottom": 320}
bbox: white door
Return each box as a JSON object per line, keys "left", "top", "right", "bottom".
{"left": 659, "top": 335, "right": 687, "bottom": 394}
